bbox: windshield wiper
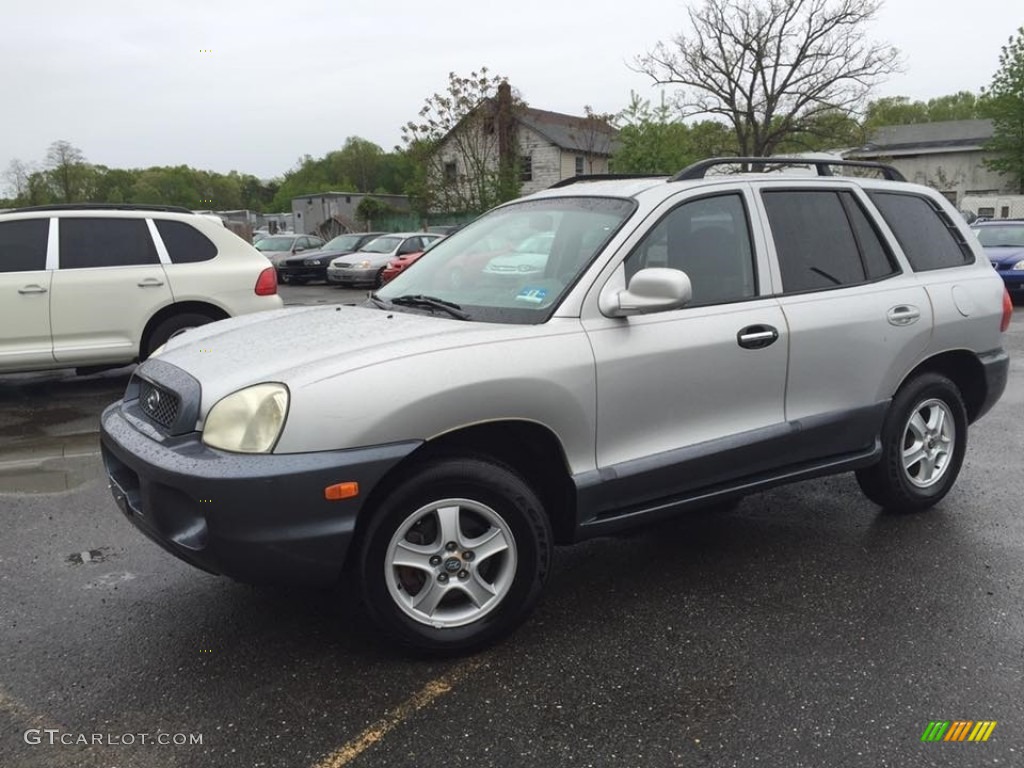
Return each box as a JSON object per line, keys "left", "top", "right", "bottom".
{"left": 389, "top": 294, "right": 471, "bottom": 320}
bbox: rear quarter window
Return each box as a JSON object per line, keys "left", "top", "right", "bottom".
{"left": 868, "top": 192, "right": 974, "bottom": 271}
{"left": 154, "top": 219, "right": 218, "bottom": 263}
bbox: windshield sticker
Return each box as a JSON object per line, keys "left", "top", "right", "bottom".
{"left": 515, "top": 287, "right": 548, "bottom": 304}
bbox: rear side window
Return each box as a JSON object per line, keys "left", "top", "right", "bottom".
{"left": 762, "top": 190, "right": 867, "bottom": 292}
{"left": 154, "top": 219, "right": 217, "bottom": 263}
{"left": 839, "top": 192, "right": 898, "bottom": 280}
{"left": 59, "top": 218, "right": 158, "bottom": 268}
{"left": 868, "top": 192, "right": 974, "bottom": 271}
{"left": 0, "top": 219, "right": 49, "bottom": 272}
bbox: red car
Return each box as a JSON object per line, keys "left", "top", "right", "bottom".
{"left": 380, "top": 236, "right": 445, "bottom": 284}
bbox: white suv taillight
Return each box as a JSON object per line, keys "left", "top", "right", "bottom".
{"left": 255, "top": 267, "right": 277, "bottom": 296}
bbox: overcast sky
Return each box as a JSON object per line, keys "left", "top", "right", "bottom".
{"left": 2, "top": 0, "right": 1020, "bottom": 184}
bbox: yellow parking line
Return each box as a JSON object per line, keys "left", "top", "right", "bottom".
{"left": 312, "top": 658, "right": 483, "bottom": 768}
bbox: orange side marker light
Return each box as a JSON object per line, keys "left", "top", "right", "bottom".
{"left": 325, "top": 482, "right": 359, "bottom": 501}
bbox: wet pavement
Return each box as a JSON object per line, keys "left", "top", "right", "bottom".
{"left": 0, "top": 304, "right": 1022, "bottom": 768}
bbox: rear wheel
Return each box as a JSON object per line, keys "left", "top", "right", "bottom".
{"left": 856, "top": 373, "right": 968, "bottom": 512}
{"left": 357, "top": 457, "right": 552, "bottom": 656}
{"left": 143, "top": 312, "right": 217, "bottom": 359}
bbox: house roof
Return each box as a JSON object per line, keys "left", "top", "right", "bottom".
{"left": 847, "top": 119, "right": 994, "bottom": 158}
{"left": 516, "top": 107, "right": 620, "bottom": 156}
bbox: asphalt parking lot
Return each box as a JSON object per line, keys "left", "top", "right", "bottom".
{"left": 1, "top": 295, "right": 1022, "bottom": 768}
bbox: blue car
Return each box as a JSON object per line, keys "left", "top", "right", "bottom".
{"left": 972, "top": 220, "right": 1024, "bottom": 302}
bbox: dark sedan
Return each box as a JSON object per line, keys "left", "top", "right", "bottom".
{"left": 972, "top": 220, "right": 1024, "bottom": 302}
{"left": 277, "top": 232, "right": 387, "bottom": 284}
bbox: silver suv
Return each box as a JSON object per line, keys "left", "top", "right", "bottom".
{"left": 100, "top": 158, "right": 1012, "bottom": 654}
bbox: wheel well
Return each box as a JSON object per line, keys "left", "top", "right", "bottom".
{"left": 899, "top": 351, "right": 986, "bottom": 422}
{"left": 140, "top": 302, "right": 229, "bottom": 358}
{"left": 356, "top": 421, "right": 578, "bottom": 547}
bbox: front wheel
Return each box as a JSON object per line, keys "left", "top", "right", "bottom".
{"left": 357, "top": 457, "right": 552, "bottom": 656}
{"left": 855, "top": 373, "right": 968, "bottom": 512}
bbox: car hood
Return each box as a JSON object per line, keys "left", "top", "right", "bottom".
{"left": 982, "top": 246, "right": 1024, "bottom": 266}
{"left": 149, "top": 305, "right": 542, "bottom": 414}
{"left": 284, "top": 247, "right": 355, "bottom": 265}
{"left": 331, "top": 251, "right": 393, "bottom": 267}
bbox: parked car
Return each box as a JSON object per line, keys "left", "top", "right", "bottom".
{"left": 100, "top": 158, "right": 1010, "bottom": 655}
{"left": 327, "top": 232, "right": 443, "bottom": 287}
{"left": 254, "top": 234, "right": 325, "bottom": 270}
{"left": 0, "top": 203, "right": 281, "bottom": 374}
{"left": 481, "top": 232, "right": 556, "bottom": 278}
{"left": 970, "top": 219, "right": 1024, "bottom": 302}
{"left": 380, "top": 236, "right": 446, "bottom": 285}
{"left": 277, "top": 232, "right": 387, "bottom": 285}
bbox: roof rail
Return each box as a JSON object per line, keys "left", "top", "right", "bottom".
{"left": 669, "top": 157, "right": 906, "bottom": 183}
{"left": 548, "top": 174, "right": 666, "bottom": 189}
{"left": 3, "top": 203, "right": 196, "bottom": 214}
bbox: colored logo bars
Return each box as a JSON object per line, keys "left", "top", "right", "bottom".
{"left": 921, "top": 721, "right": 997, "bottom": 742}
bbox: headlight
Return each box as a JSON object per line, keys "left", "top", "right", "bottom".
{"left": 356, "top": 260, "right": 372, "bottom": 269}
{"left": 1012, "top": 260, "right": 1024, "bottom": 271}
{"left": 308, "top": 259, "right": 321, "bottom": 265}
{"left": 202, "top": 383, "right": 289, "bottom": 453}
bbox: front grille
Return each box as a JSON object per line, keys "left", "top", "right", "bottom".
{"left": 333, "top": 262, "right": 351, "bottom": 269}
{"left": 138, "top": 379, "right": 180, "bottom": 428}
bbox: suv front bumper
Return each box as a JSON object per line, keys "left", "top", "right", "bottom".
{"left": 100, "top": 403, "right": 420, "bottom": 585}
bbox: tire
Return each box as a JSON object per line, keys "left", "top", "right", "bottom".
{"left": 279, "top": 273, "right": 291, "bottom": 284}
{"left": 143, "top": 312, "right": 216, "bottom": 359}
{"left": 373, "top": 268, "right": 386, "bottom": 289}
{"left": 357, "top": 456, "right": 552, "bottom": 656}
{"left": 855, "top": 373, "right": 968, "bottom": 513}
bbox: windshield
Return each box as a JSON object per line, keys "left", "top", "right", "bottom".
{"left": 255, "top": 236, "right": 294, "bottom": 251}
{"left": 972, "top": 224, "right": 1024, "bottom": 248}
{"left": 323, "top": 234, "right": 365, "bottom": 251}
{"left": 361, "top": 236, "right": 403, "bottom": 253}
{"left": 374, "top": 197, "right": 636, "bottom": 324}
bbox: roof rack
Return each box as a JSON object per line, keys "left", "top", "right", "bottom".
{"left": 548, "top": 173, "right": 666, "bottom": 189}
{"left": 669, "top": 157, "right": 906, "bottom": 183}
{"left": 4, "top": 203, "right": 196, "bottom": 214}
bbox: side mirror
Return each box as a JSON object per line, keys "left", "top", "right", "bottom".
{"left": 599, "top": 268, "right": 692, "bottom": 317}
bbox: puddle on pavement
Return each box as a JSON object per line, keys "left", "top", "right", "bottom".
{"left": 0, "top": 451, "right": 102, "bottom": 494}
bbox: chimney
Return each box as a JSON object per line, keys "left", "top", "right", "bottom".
{"left": 497, "top": 81, "right": 514, "bottom": 163}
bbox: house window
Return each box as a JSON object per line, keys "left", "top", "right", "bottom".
{"left": 444, "top": 162, "right": 457, "bottom": 183}
{"left": 1001, "top": 206, "right": 1010, "bottom": 219}
{"left": 521, "top": 155, "right": 532, "bottom": 182}
{"left": 575, "top": 156, "right": 585, "bottom": 175}
{"left": 978, "top": 207, "right": 995, "bottom": 218}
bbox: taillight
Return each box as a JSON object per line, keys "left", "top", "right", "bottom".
{"left": 255, "top": 267, "right": 277, "bottom": 296}
{"left": 1001, "top": 287, "right": 1012, "bottom": 332}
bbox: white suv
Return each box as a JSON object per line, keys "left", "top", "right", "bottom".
{"left": 100, "top": 159, "right": 1011, "bottom": 654}
{"left": 0, "top": 204, "right": 282, "bottom": 373}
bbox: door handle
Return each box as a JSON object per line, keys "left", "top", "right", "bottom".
{"left": 18, "top": 284, "right": 48, "bottom": 294}
{"left": 737, "top": 325, "right": 779, "bottom": 349}
{"left": 887, "top": 305, "right": 920, "bottom": 326}
{"left": 137, "top": 279, "right": 165, "bottom": 287}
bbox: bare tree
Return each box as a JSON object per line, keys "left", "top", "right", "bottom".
{"left": 46, "top": 140, "right": 87, "bottom": 202}
{"left": 636, "top": 0, "right": 902, "bottom": 157}
{"left": 3, "top": 159, "right": 32, "bottom": 200}
{"left": 567, "top": 106, "right": 618, "bottom": 174}
{"left": 402, "top": 69, "right": 525, "bottom": 214}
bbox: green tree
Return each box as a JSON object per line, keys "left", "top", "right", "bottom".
{"left": 611, "top": 92, "right": 738, "bottom": 174}
{"left": 981, "top": 27, "right": 1024, "bottom": 193}
{"left": 636, "top": 0, "right": 901, "bottom": 157}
